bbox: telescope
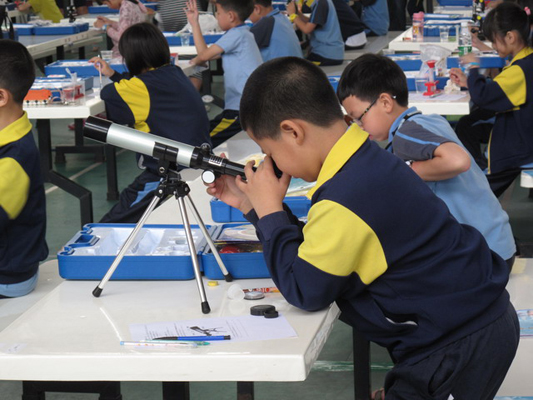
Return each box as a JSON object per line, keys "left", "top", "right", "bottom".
{"left": 84, "top": 116, "right": 250, "bottom": 183}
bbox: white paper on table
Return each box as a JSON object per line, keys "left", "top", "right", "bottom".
{"left": 409, "top": 92, "right": 468, "bottom": 102}
{"left": 129, "top": 314, "right": 298, "bottom": 343}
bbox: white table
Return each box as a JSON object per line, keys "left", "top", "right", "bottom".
{"left": 0, "top": 259, "right": 340, "bottom": 399}
{"left": 409, "top": 91, "right": 470, "bottom": 115}
{"left": 497, "top": 258, "right": 533, "bottom": 396}
{"left": 388, "top": 28, "right": 460, "bottom": 52}
{"left": 19, "top": 29, "right": 104, "bottom": 60}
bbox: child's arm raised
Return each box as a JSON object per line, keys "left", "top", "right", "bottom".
{"left": 185, "top": 0, "right": 223, "bottom": 64}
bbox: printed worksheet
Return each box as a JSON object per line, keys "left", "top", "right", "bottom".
{"left": 129, "top": 314, "right": 297, "bottom": 343}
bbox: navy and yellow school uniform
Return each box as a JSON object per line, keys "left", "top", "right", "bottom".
{"left": 306, "top": 0, "right": 344, "bottom": 66}
{"left": 467, "top": 47, "right": 533, "bottom": 196}
{"left": 0, "top": 112, "right": 48, "bottom": 295}
{"left": 245, "top": 124, "right": 518, "bottom": 397}
{"left": 99, "top": 64, "right": 210, "bottom": 223}
{"left": 210, "top": 25, "right": 263, "bottom": 148}
{"left": 250, "top": 9, "right": 303, "bottom": 62}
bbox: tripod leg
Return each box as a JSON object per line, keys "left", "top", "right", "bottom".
{"left": 177, "top": 196, "right": 211, "bottom": 314}
{"left": 92, "top": 194, "right": 161, "bottom": 297}
{"left": 185, "top": 195, "right": 233, "bottom": 282}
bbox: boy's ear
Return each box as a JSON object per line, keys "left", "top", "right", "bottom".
{"left": 0, "top": 89, "right": 10, "bottom": 108}
{"left": 379, "top": 93, "right": 396, "bottom": 113}
{"left": 279, "top": 119, "right": 305, "bottom": 145}
{"left": 228, "top": 10, "right": 238, "bottom": 22}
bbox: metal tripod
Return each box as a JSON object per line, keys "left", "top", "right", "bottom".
{"left": 91, "top": 162, "right": 233, "bottom": 314}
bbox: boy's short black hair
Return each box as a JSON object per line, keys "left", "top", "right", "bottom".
{"left": 240, "top": 57, "right": 344, "bottom": 140}
{"left": 254, "top": 0, "right": 272, "bottom": 8}
{"left": 118, "top": 23, "right": 171, "bottom": 77}
{"left": 216, "top": 0, "right": 255, "bottom": 23}
{"left": 337, "top": 54, "right": 409, "bottom": 108}
{"left": 0, "top": 40, "right": 35, "bottom": 104}
{"left": 483, "top": 2, "right": 530, "bottom": 45}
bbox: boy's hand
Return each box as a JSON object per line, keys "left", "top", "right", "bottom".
{"left": 449, "top": 67, "right": 468, "bottom": 88}
{"left": 205, "top": 154, "right": 253, "bottom": 214}
{"left": 460, "top": 52, "right": 479, "bottom": 66}
{"left": 89, "top": 57, "right": 114, "bottom": 77}
{"left": 286, "top": 1, "right": 296, "bottom": 15}
{"left": 185, "top": 0, "right": 200, "bottom": 26}
{"left": 235, "top": 156, "right": 291, "bottom": 219}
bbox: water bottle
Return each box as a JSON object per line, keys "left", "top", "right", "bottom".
{"left": 458, "top": 21, "right": 472, "bottom": 56}
{"left": 412, "top": 12, "right": 424, "bottom": 42}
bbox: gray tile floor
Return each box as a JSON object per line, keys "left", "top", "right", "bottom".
{"left": 2, "top": 23, "right": 532, "bottom": 400}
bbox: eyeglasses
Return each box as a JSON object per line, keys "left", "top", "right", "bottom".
{"left": 353, "top": 98, "right": 378, "bottom": 126}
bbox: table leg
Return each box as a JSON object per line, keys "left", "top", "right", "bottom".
{"left": 353, "top": 328, "right": 371, "bottom": 400}
{"left": 426, "top": 0, "right": 433, "bottom": 13}
{"left": 36, "top": 119, "right": 94, "bottom": 227}
{"left": 57, "top": 45, "right": 65, "bottom": 60}
{"left": 162, "top": 382, "right": 190, "bottom": 400}
{"left": 237, "top": 382, "right": 254, "bottom": 400}
{"left": 79, "top": 45, "right": 86, "bottom": 59}
{"left": 105, "top": 144, "right": 119, "bottom": 200}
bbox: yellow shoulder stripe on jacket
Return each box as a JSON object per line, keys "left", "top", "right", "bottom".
{"left": 0, "top": 158, "right": 30, "bottom": 219}
{"left": 494, "top": 64, "right": 527, "bottom": 107}
{"left": 0, "top": 112, "right": 32, "bottom": 147}
{"left": 114, "top": 77, "right": 151, "bottom": 132}
{"left": 298, "top": 199, "right": 387, "bottom": 284}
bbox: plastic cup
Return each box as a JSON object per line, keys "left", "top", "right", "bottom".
{"left": 415, "top": 78, "right": 427, "bottom": 94}
{"left": 180, "top": 31, "right": 191, "bottom": 47}
{"left": 227, "top": 284, "right": 245, "bottom": 300}
{"left": 100, "top": 50, "right": 113, "bottom": 62}
{"left": 439, "top": 26, "right": 449, "bottom": 42}
{"left": 62, "top": 84, "right": 76, "bottom": 104}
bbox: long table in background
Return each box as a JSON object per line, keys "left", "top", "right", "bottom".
{"left": 19, "top": 29, "right": 104, "bottom": 61}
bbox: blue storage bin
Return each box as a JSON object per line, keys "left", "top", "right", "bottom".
{"left": 201, "top": 223, "right": 270, "bottom": 280}
{"left": 164, "top": 32, "right": 223, "bottom": 46}
{"left": 57, "top": 223, "right": 208, "bottom": 280}
{"left": 88, "top": 5, "right": 119, "bottom": 13}
{"left": 33, "top": 76, "right": 94, "bottom": 91}
{"left": 45, "top": 60, "right": 128, "bottom": 77}
{"left": 423, "top": 24, "right": 457, "bottom": 37}
{"left": 436, "top": 0, "right": 471, "bottom": 5}
{"left": 1, "top": 28, "right": 18, "bottom": 41}
{"left": 13, "top": 24, "right": 35, "bottom": 35}
{"left": 34, "top": 23, "right": 87, "bottom": 35}
{"left": 407, "top": 76, "right": 449, "bottom": 91}
{"left": 424, "top": 14, "right": 468, "bottom": 20}
{"left": 447, "top": 55, "right": 507, "bottom": 69}
{"left": 272, "top": 2, "right": 287, "bottom": 10}
{"left": 387, "top": 54, "right": 423, "bottom": 71}
{"left": 210, "top": 196, "right": 311, "bottom": 223}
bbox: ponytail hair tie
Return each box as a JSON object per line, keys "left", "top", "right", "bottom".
{"left": 525, "top": 6, "right": 531, "bottom": 16}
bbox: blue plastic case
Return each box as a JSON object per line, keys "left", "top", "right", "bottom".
{"left": 45, "top": 60, "right": 128, "bottom": 77}
{"left": 436, "top": 0, "right": 471, "bottom": 5}
{"left": 201, "top": 223, "right": 270, "bottom": 280}
{"left": 13, "top": 24, "right": 35, "bottom": 35}
{"left": 57, "top": 223, "right": 209, "bottom": 280}
{"left": 387, "top": 54, "right": 423, "bottom": 71}
{"left": 164, "top": 32, "right": 223, "bottom": 46}
{"left": 328, "top": 75, "right": 340, "bottom": 92}
{"left": 210, "top": 196, "right": 311, "bottom": 223}
{"left": 447, "top": 55, "right": 507, "bottom": 69}
{"left": 33, "top": 23, "right": 89, "bottom": 35}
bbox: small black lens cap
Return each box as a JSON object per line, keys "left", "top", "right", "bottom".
{"left": 250, "top": 304, "right": 276, "bottom": 316}
{"left": 264, "top": 310, "right": 279, "bottom": 319}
